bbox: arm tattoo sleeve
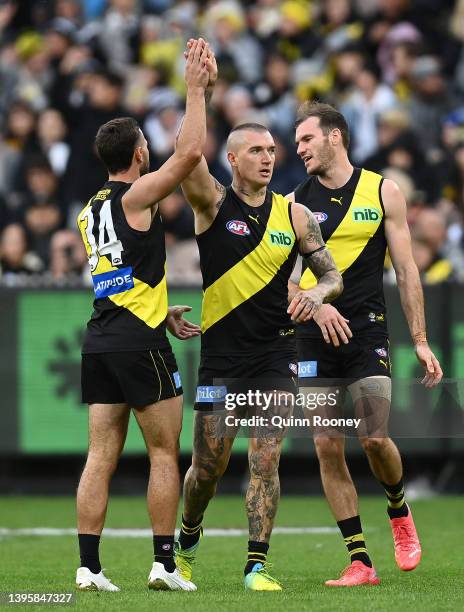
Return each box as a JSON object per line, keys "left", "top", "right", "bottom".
{"left": 214, "top": 179, "right": 227, "bottom": 210}
{"left": 300, "top": 207, "right": 325, "bottom": 253}
{"left": 305, "top": 247, "right": 337, "bottom": 279}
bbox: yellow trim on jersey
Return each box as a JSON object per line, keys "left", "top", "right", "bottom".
{"left": 77, "top": 203, "right": 168, "bottom": 329}
{"left": 201, "top": 193, "right": 295, "bottom": 333}
{"left": 300, "top": 169, "right": 383, "bottom": 290}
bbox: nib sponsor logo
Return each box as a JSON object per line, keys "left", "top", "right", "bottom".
{"left": 268, "top": 230, "right": 293, "bottom": 247}
{"left": 352, "top": 207, "right": 381, "bottom": 222}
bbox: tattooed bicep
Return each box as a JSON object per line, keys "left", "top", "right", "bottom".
{"left": 300, "top": 207, "right": 324, "bottom": 253}
{"left": 214, "top": 178, "right": 227, "bottom": 210}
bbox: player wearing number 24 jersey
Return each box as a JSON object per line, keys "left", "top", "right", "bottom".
{"left": 74, "top": 39, "right": 214, "bottom": 594}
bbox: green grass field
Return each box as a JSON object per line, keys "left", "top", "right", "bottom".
{"left": 1, "top": 496, "right": 462, "bottom": 611}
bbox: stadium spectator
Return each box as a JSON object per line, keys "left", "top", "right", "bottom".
{"left": 411, "top": 208, "right": 454, "bottom": 284}
{"left": 159, "top": 190, "right": 195, "bottom": 246}
{"left": 0, "top": 222, "right": 43, "bottom": 276}
{"left": 36, "top": 108, "right": 70, "bottom": 178}
{"left": 252, "top": 52, "right": 296, "bottom": 135}
{"left": 341, "top": 61, "right": 398, "bottom": 163}
{"left": 49, "top": 228, "right": 87, "bottom": 279}
{"left": 204, "top": 1, "right": 262, "bottom": 84}
{"left": 1, "top": 0, "right": 464, "bottom": 283}
{"left": 408, "top": 55, "right": 458, "bottom": 155}
{"left": 143, "top": 89, "right": 183, "bottom": 165}
{"left": 63, "top": 69, "right": 127, "bottom": 208}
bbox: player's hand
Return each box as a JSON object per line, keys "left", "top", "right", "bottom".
{"left": 185, "top": 39, "right": 217, "bottom": 89}
{"left": 184, "top": 38, "right": 210, "bottom": 90}
{"left": 166, "top": 305, "right": 201, "bottom": 340}
{"left": 415, "top": 342, "right": 443, "bottom": 388}
{"left": 313, "top": 303, "right": 352, "bottom": 347}
{"left": 287, "top": 290, "right": 323, "bottom": 323}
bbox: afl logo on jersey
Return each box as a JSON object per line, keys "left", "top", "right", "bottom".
{"left": 226, "top": 220, "right": 250, "bottom": 236}
{"left": 313, "top": 212, "right": 328, "bottom": 223}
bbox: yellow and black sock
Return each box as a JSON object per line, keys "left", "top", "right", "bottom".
{"left": 244, "top": 540, "right": 268, "bottom": 575}
{"left": 337, "top": 516, "right": 372, "bottom": 568}
{"left": 382, "top": 477, "right": 409, "bottom": 518}
{"left": 178, "top": 515, "right": 203, "bottom": 550}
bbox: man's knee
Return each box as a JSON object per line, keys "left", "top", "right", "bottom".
{"left": 85, "top": 449, "right": 120, "bottom": 476}
{"left": 148, "top": 440, "right": 180, "bottom": 464}
{"left": 314, "top": 436, "right": 345, "bottom": 462}
{"left": 249, "top": 444, "right": 280, "bottom": 479}
{"left": 191, "top": 457, "right": 227, "bottom": 487}
{"left": 360, "top": 436, "right": 389, "bottom": 456}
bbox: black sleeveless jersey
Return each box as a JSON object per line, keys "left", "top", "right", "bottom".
{"left": 197, "top": 186, "right": 298, "bottom": 355}
{"left": 77, "top": 181, "right": 169, "bottom": 353}
{"left": 294, "top": 167, "right": 388, "bottom": 338}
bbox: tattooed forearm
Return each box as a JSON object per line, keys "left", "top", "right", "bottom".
{"left": 304, "top": 247, "right": 343, "bottom": 303}
{"left": 214, "top": 178, "right": 227, "bottom": 210}
{"left": 306, "top": 246, "right": 336, "bottom": 279}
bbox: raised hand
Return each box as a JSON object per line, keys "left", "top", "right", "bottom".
{"left": 184, "top": 38, "right": 210, "bottom": 90}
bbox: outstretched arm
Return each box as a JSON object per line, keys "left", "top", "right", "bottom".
{"left": 179, "top": 41, "right": 226, "bottom": 233}
{"left": 287, "top": 203, "right": 343, "bottom": 323}
{"left": 122, "top": 39, "right": 210, "bottom": 213}
{"left": 383, "top": 179, "right": 443, "bottom": 387}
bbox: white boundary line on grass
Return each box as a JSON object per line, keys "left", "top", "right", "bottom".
{"left": 0, "top": 526, "right": 340, "bottom": 538}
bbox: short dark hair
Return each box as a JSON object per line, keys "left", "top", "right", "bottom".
{"left": 95, "top": 117, "right": 141, "bottom": 174}
{"left": 295, "top": 102, "right": 350, "bottom": 149}
{"left": 229, "top": 122, "right": 270, "bottom": 136}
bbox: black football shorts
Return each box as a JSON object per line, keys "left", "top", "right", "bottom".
{"left": 81, "top": 347, "right": 183, "bottom": 407}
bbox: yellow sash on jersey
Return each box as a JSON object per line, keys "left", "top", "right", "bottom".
{"left": 77, "top": 204, "right": 168, "bottom": 329}
{"left": 202, "top": 193, "right": 295, "bottom": 333}
{"left": 300, "top": 169, "right": 383, "bottom": 290}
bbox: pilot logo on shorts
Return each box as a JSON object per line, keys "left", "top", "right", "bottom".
{"left": 195, "top": 385, "right": 227, "bottom": 403}
{"left": 289, "top": 362, "right": 298, "bottom": 375}
{"left": 226, "top": 220, "right": 250, "bottom": 236}
{"left": 375, "top": 348, "right": 388, "bottom": 358}
{"left": 313, "top": 212, "right": 328, "bottom": 223}
{"left": 173, "top": 371, "right": 182, "bottom": 389}
{"left": 298, "top": 361, "right": 317, "bottom": 377}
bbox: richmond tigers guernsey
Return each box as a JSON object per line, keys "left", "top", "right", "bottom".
{"left": 77, "top": 181, "right": 169, "bottom": 353}
{"left": 197, "top": 186, "right": 298, "bottom": 355}
{"left": 295, "top": 167, "right": 388, "bottom": 338}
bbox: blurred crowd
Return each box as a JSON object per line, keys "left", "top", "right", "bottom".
{"left": 1, "top": 0, "right": 464, "bottom": 286}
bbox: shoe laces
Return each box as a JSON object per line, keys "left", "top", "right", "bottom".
{"left": 255, "top": 563, "right": 282, "bottom": 586}
{"left": 100, "top": 569, "right": 114, "bottom": 584}
{"left": 393, "top": 524, "right": 417, "bottom": 550}
{"left": 175, "top": 542, "right": 196, "bottom": 564}
{"left": 340, "top": 563, "right": 366, "bottom": 579}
